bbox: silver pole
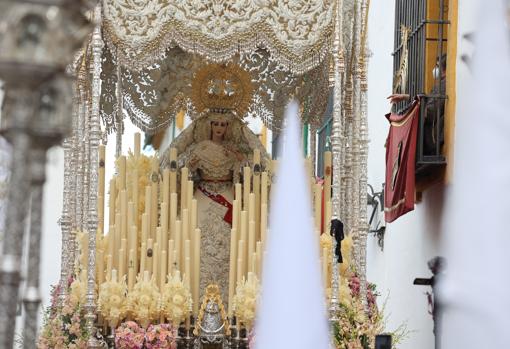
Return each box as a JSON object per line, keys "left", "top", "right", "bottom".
{"left": 85, "top": 5, "right": 104, "bottom": 348}
{"left": 329, "top": 0, "right": 345, "bottom": 322}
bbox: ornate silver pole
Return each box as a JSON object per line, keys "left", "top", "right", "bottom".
{"left": 351, "top": 0, "right": 362, "bottom": 287}
{"left": 85, "top": 5, "right": 104, "bottom": 348}
{"left": 115, "top": 50, "right": 124, "bottom": 158}
{"left": 82, "top": 97, "right": 91, "bottom": 230}
{"left": 329, "top": 0, "right": 345, "bottom": 321}
{"left": 0, "top": 87, "right": 34, "bottom": 349}
{"left": 342, "top": 76, "right": 353, "bottom": 230}
{"left": 357, "top": 0, "right": 371, "bottom": 307}
{"left": 58, "top": 81, "right": 79, "bottom": 304}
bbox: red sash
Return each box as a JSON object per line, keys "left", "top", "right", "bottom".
{"left": 198, "top": 185, "right": 233, "bottom": 225}
{"left": 384, "top": 99, "right": 420, "bottom": 223}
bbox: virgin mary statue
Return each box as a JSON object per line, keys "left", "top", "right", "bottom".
{"left": 160, "top": 63, "right": 271, "bottom": 301}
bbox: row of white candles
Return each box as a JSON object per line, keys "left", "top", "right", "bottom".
{"left": 95, "top": 134, "right": 273, "bottom": 316}
{"left": 227, "top": 148, "right": 270, "bottom": 316}
{"left": 95, "top": 131, "right": 332, "bottom": 317}
{"left": 95, "top": 133, "right": 202, "bottom": 314}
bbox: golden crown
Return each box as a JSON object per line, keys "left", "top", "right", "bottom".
{"left": 191, "top": 63, "right": 254, "bottom": 117}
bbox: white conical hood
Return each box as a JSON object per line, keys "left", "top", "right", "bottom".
{"left": 255, "top": 101, "right": 330, "bottom": 349}
{"left": 440, "top": 0, "right": 510, "bottom": 347}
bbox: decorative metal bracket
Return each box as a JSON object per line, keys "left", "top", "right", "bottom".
{"left": 367, "top": 183, "right": 385, "bottom": 251}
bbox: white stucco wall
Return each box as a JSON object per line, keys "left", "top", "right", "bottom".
{"left": 365, "top": 1, "right": 478, "bottom": 348}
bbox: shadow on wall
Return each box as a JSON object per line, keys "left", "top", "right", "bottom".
{"left": 422, "top": 182, "right": 446, "bottom": 245}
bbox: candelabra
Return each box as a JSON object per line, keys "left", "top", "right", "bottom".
{"left": 0, "top": 2, "right": 91, "bottom": 348}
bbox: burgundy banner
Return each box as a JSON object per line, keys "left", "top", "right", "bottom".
{"left": 384, "top": 99, "right": 420, "bottom": 223}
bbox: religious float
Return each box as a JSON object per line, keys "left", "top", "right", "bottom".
{"left": 28, "top": 0, "right": 404, "bottom": 348}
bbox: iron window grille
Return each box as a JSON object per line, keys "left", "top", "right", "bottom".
{"left": 392, "top": 0, "right": 449, "bottom": 175}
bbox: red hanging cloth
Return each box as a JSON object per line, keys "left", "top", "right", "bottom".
{"left": 384, "top": 99, "right": 420, "bottom": 223}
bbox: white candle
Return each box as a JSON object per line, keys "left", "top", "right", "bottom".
{"left": 118, "top": 248, "right": 125, "bottom": 280}
{"left": 141, "top": 213, "right": 148, "bottom": 247}
{"left": 228, "top": 228, "right": 238, "bottom": 316}
{"left": 108, "top": 225, "right": 115, "bottom": 265}
{"left": 120, "top": 190, "right": 127, "bottom": 240}
{"left": 169, "top": 193, "right": 178, "bottom": 241}
{"left": 240, "top": 211, "right": 248, "bottom": 265}
{"left": 252, "top": 150, "right": 261, "bottom": 240}
{"left": 260, "top": 203, "right": 268, "bottom": 248}
{"left": 118, "top": 155, "right": 126, "bottom": 189}
{"left": 128, "top": 249, "right": 135, "bottom": 290}
{"left": 248, "top": 221, "right": 256, "bottom": 273}
{"left": 129, "top": 225, "right": 138, "bottom": 273}
{"left": 132, "top": 169, "right": 139, "bottom": 230}
{"left": 256, "top": 242, "right": 262, "bottom": 279}
{"left": 151, "top": 181, "right": 158, "bottom": 239}
{"left": 182, "top": 209, "right": 189, "bottom": 243}
{"left": 161, "top": 202, "right": 168, "bottom": 249}
{"left": 160, "top": 250, "right": 167, "bottom": 290}
{"left": 243, "top": 167, "right": 251, "bottom": 210}
{"left": 106, "top": 255, "right": 113, "bottom": 281}
{"left": 169, "top": 148, "right": 178, "bottom": 194}
{"left": 193, "top": 229, "right": 201, "bottom": 315}
{"left": 190, "top": 199, "right": 197, "bottom": 234}
{"left": 174, "top": 220, "right": 182, "bottom": 272}
{"left": 238, "top": 240, "right": 246, "bottom": 281}
{"left": 114, "top": 213, "right": 121, "bottom": 270}
{"left": 153, "top": 242, "right": 159, "bottom": 285}
{"left": 261, "top": 172, "right": 268, "bottom": 206}
{"left": 248, "top": 193, "right": 255, "bottom": 223}
{"left": 184, "top": 240, "right": 191, "bottom": 290}
{"left": 181, "top": 167, "right": 189, "bottom": 212}
{"left": 108, "top": 178, "right": 117, "bottom": 229}
{"left": 236, "top": 257, "right": 243, "bottom": 288}
{"left": 168, "top": 240, "right": 175, "bottom": 276}
{"left": 144, "top": 186, "right": 152, "bottom": 238}
{"left": 162, "top": 169, "right": 170, "bottom": 206}
{"left": 187, "top": 180, "right": 193, "bottom": 218}
{"left": 232, "top": 199, "right": 239, "bottom": 233}
{"left": 140, "top": 242, "right": 147, "bottom": 274}
{"left": 146, "top": 238, "right": 153, "bottom": 274}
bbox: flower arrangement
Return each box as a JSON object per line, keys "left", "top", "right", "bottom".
{"left": 160, "top": 271, "right": 192, "bottom": 325}
{"left": 114, "top": 322, "right": 178, "bottom": 349}
{"left": 37, "top": 277, "right": 88, "bottom": 349}
{"left": 127, "top": 273, "right": 161, "bottom": 328}
{"left": 115, "top": 321, "right": 145, "bottom": 349}
{"left": 98, "top": 271, "right": 128, "bottom": 328}
{"left": 328, "top": 236, "right": 409, "bottom": 349}
{"left": 69, "top": 272, "right": 87, "bottom": 307}
{"left": 233, "top": 272, "right": 259, "bottom": 329}
{"left": 145, "top": 324, "right": 178, "bottom": 349}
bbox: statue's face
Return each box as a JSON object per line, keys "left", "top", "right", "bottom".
{"left": 211, "top": 120, "right": 228, "bottom": 139}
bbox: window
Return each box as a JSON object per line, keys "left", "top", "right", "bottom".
{"left": 392, "top": 0, "right": 449, "bottom": 176}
